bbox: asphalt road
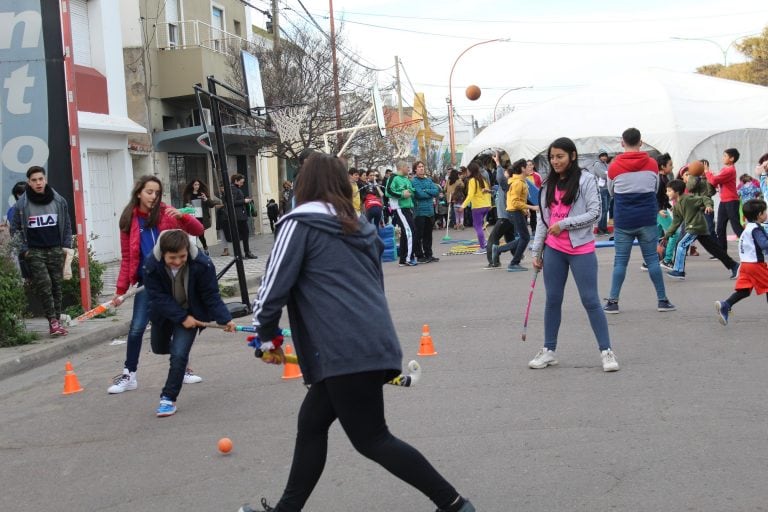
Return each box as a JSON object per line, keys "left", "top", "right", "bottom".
{"left": 1, "top": 237, "right": 766, "bottom": 512}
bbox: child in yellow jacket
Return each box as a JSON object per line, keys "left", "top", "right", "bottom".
{"left": 492, "top": 160, "right": 532, "bottom": 271}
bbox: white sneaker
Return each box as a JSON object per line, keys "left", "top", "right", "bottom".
{"left": 529, "top": 348, "right": 558, "bottom": 369}
{"left": 183, "top": 368, "right": 203, "bottom": 384}
{"left": 108, "top": 369, "right": 137, "bottom": 394}
{"left": 601, "top": 349, "right": 620, "bottom": 372}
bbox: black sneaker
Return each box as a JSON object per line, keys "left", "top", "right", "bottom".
{"left": 604, "top": 299, "right": 619, "bottom": 314}
{"left": 417, "top": 257, "right": 430, "bottom": 263}
{"left": 657, "top": 299, "right": 676, "bottom": 312}
{"left": 428, "top": 256, "right": 440, "bottom": 263}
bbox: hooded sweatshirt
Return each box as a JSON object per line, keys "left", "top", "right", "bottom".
{"left": 608, "top": 151, "right": 659, "bottom": 229}
{"left": 143, "top": 230, "right": 232, "bottom": 329}
{"left": 252, "top": 201, "right": 403, "bottom": 384}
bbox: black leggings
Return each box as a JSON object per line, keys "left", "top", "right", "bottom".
{"left": 275, "top": 371, "right": 459, "bottom": 511}
{"left": 725, "top": 288, "right": 768, "bottom": 308}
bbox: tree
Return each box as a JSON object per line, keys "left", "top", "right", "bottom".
{"left": 229, "top": 22, "right": 377, "bottom": 161}
{"left": 696, "top": 26, "right": 768, "bottom": 86}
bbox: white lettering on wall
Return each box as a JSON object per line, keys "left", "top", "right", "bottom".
{"left": 2, "top": 135, "right": 49, "bottom": 173}
{"left": 4, "top": 64, "right": 34, "bottom": 114}
{"left": 0, "top": 10, "right": 42, "bottom": 50}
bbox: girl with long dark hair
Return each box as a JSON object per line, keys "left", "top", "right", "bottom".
{"left": 458, "top": 161, "right": 492, "bottom": 249}
{"left": 241, "top": 153, "right": 474, "bottom": 512}
{"left": 528, "top": 138, "right": 619, "bottom": 373}
{"left": 182, "top": 179, "right": 220, "bottom": 253}
{"left": 107, "top": 176, "right": 206, "bottom": 394}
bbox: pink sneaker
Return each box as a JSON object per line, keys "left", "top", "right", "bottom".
{"left": 49, "top": 318, "right": 68, "bottom": 337}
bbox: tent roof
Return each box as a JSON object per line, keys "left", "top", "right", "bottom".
{"left": 461, "top": 68, "right": 768, "bottom": 168}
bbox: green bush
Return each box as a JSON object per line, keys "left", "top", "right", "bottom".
{"left": 61, "top": 234, "right": 107, "bottom": 317}
{"left": 0, "top": 230, "right": 36, "bottom": 347}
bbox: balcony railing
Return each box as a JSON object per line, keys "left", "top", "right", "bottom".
{"left": 155, "top": 20, "right": 245, "bottom": 57}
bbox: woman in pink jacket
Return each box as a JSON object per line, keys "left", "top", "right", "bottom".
{"left": 108, "top": 175, "right": 205, "bottom": 394}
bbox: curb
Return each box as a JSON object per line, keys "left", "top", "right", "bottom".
{"left": 0, "top": 320, "right": 131, "bottom": 381}
{"left": 0, "top": 274, "right": 264, "bottom": 382}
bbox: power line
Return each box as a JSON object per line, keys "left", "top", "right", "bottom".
{"left": 305, "top": 8, "right": 768, "bottom": 26}
{"left": 303, "top": 15, "right": 764, "bottom": 46}
{"left": 289, "top": 0, "right": 395, "bottom": 72}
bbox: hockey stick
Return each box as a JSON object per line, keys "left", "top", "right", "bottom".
{"left": 250, "top": 338, "right": 421, "bottom": 387}
{"left": 521, "top": 269, "right": 540, "bottom": 341}
{"left": 204, "top": 323, "right": 291, "bottom": 337}
{"left": 72, "top": 286, "right": 144, "bottom": 325}
{"left": 206, "top": 324, "right": 421, "bottom": 387}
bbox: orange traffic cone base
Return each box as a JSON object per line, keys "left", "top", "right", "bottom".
{"left": 282, "top": 345, "right": 303, "bottom": 380}
{"left": 62, "top": 361, "right": 84, "bottom": 394}
{"left": 417, "top": 324, "right": 437, "bottom": 356}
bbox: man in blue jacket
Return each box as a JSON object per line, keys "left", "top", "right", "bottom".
{"left": 411, "top": 161, "right": 440, "bottom": 263}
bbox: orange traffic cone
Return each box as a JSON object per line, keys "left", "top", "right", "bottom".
{"left": 417, "top": 324, "right": 437, "bottom": 356}
{"left": 281, "top": 345, "right": 302, "bottom": 380}
{"left": 62, "top": 361, "right": 84, "bottom": 395}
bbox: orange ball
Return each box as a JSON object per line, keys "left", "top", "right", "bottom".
{"left": 687, "top": 160, "right": 705, "bottom": 177}
{"left": 465, "top": 85, "right": 481, "bottom": 101}
{"left": 218, "top": 437, "right": 233, "bottom": 454}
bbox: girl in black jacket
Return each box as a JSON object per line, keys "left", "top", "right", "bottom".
{"left": 241, "top": 153, "right": 474, "bottom": 512}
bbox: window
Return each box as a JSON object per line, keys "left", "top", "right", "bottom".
{"left": 233, "top": 20, "right": 241, "bottom": 36}
{"left": 70, "top": 0, "right": 91, "bottom": 66}
{"left": 211, "top": 6, "right": 224, "bottom": 51}
{"left": 165, "top": 0, "right": 180, "bottom": 47}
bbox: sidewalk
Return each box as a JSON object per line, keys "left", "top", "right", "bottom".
{"left": 0, "top": 232, "right": 275, "bottom": 381}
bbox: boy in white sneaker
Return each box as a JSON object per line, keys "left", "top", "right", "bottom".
{"left": 715, "top": 199, "right": 768, "bottom": 325}
{"left": 143, "top": 230, "right": 235, "bottom": 417}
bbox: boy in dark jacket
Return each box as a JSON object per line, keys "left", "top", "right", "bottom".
{"left": 144, "top": 229, "right": 235, "bottom": 417}
{"left": 662, "top": 179, "right": 739, "bottom": 280}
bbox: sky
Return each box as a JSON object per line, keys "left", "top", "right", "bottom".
{"left": 274, "top": 0, "right": 768, "bottom": 131}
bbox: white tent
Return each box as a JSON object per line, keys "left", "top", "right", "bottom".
{"left": 461, "top": 69, "right": 768, "bottom": 173}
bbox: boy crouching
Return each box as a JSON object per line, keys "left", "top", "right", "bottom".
{"left": 144, "top": 229, "right": 235, "bottom": 417}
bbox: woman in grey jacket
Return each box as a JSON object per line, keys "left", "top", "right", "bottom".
{"left": 242, "top": 153, "right": 474, "bottom": 512}
{"left": 528, "top": 137, "right": 619, "bottom": 373}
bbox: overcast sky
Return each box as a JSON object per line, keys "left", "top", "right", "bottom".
{"left": 279, "top": 1, "right": 768, "bottom": 127}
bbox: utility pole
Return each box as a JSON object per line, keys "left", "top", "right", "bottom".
{"left": 271, "top": 0, "right": 279, "bottom": 51}
{"left": 395, "top": 56, "right": 403, "bottom": 120}
{"left": 329, "top": 0, "right": 342, "bottom": 148}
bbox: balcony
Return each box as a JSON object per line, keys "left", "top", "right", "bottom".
{"left": 154, "top": 20, "right": 246, "bottom": 99}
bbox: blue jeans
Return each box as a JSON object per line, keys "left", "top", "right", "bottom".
{"left": 608, "top": 225, "right": 668, "bottom": 301}
{"left": 158, "top": 324, "right": 198, "bottom": 401}
{"left": 124, "top": 288, "right": 149, "bottom": 373}
{"left": 498, "top": 211, "right": 530, "bottom": 265}
{"left": 542, "top": 246, "right": 611, "bottom": 352}
{"left": 598, "top": 188, "right": 610, "bottom": 232}
{"left": 673, "top": 232, "right": 697, "bottom": 272}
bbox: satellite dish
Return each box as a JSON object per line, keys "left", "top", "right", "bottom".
{"left": 372, "top": 83, "right": 386, "bottom": 137}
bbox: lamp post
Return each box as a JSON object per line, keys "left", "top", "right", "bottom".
{"left": 447, "top": 38, "right": 508, "bottom": 167}
{"left": 493, "top": 86, "right": 532, "bottom": 122}
{"left": 671, "top": 35, "right": 753, "bottom": 66}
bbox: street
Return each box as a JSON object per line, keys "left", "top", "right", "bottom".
{"left": 1, "top": 239, "right": 767, "bottom": 512}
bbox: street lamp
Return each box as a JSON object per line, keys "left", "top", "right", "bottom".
{"left": 447, "top": 38, "right": 508, "bottom": 167}
{"left": 493, "top": 86, "right": 532, "bottom": 122}
{"left": 671, "top": 35, "right": 754, "bottom": 66}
